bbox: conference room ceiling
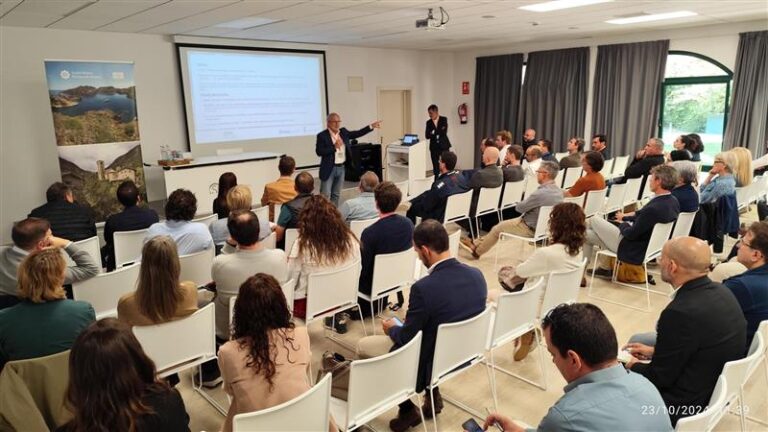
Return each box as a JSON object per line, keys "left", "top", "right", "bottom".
{"left": 1, "top": 0, "right": 766, "bottom": 51}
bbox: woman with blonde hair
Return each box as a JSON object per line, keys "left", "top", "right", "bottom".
{"left": 0, "top": 248, "right": 94, "bottom": 367}
{"left": 729, "top": 146, "right": 753, "bottom": 187}
{"left": 117, "top": 236, "right": 197, "bottom": 326}
{"left": 288, "top": 195, "right": 360, "bottom": 319}
{"left": 210, "top": 184, "right": 272, "bottom": 249}
{"left": 700, "top": 151, "right": 737, "bottom": 204}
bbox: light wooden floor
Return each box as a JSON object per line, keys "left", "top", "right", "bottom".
{"left": 180, "top": 207, "right": 767, "bottom": 432}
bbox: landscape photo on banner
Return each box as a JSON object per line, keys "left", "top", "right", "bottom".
{"left": 44, "top": 60, "right": 147, "bottom": 221}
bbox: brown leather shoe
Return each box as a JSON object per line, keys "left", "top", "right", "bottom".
{"left": 514, "top": 330, "right": 536, "bottom": 361}
{"left": 389, "top": 405, "right": 422, "bottom": 432}
{"left": 422, "top": 387, "right": 443, "bottom": 419}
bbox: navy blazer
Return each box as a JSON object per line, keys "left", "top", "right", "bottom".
{"left": 388, "top": 258, "right": 487, "bottom": 392}
{"left": 618, "top": 193, "right": 679, "bottom": 265}
{"left": 315, "top": 126, "right": 373, "bottom": 181}
{"left": 425, "top": 116, "right": 451, "bottom": 152}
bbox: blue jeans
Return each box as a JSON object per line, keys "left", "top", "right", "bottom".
{"left": 320, "top": 165, "right": 344, "bottom": 206}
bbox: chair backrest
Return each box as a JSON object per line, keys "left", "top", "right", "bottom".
{"left": 623, "top": 177, "right": 643, "bottom": 206}
{"left": 531, "top": 205, "right": 553, "bottom": 240}
{"left": 345, "top": 332, "right": 423, "bottom": 429}
{"left": 612, "top": 155, "right": 629, "bottom": 177}
{"left": 500, "top": 180, "right": 525, "bottom": 209}
{"left": 284, "top": 228, "right": 299, "bottom": 255}
{"left": 563, "top": 194, "right": 584, "bottom": 207}
{"left": 563, "top": 167, "right": 583, "bottom": 189}
{"left": 645, "top": 222, "right": 675, "bottom": 261}
{"left": 254, "top": 206, "right": 269, "bottom": 225}
{"left": 233, "top": 372, "right": 332, "bottom": 432}
{"left": 540, "top": 258, "right": 587, "bottom": 318}
{"left": 554, "top": 152, "right": 568, "bottom": 161}
{"left": 489, "top": 280, "right": 544, "bottom": 349}
{"left": 642, "top": 174, "right": 654, "bottom": 199}
{"left": 554, "top": 169, "right": 565, "bottom": 189}
{"left": 583, "top": 188, "right": 608, "bottom": 218}
{"left": 721, "top": 332, "right": 764, "bottom": 405}
{"left": 272, "top": 204, "right": 282, "bottom": 223}
{"left": 350, "top": 218, "right": 378, "bottom": 239}
{"left": 192, "top": 213, "right": 217, "bottom": 227}
{"left": 409, "top": 177, "right": 433, "bottom": 198}
{"left": 371, "top": 249, "right": 416, "bottom": 298}
{"left": 178, "top": 247, "right": 215, "bottom": 287}
{"left": 603, "top": 183, "right": 626, "bottom": 214}
{"left": 600, "top": 159, "right": 614, "bottom": 179}
{"left": 430, "top": 307, "right": 492, "bottom": 386}
{"left": 306, "top": 260, "right": 361, "bottom": 323}
{"left": 133, "top": 303, "right": 216, "bottom": 374}
{"left": 72, "top": 263, "right": 140, "bottom": 319}
{"left": 393, "top": 180, "right": 409, "bottom": 198}
{"left": 476, "top": 185, "right": 504, "bottom": 216}
{"left": 443, "top": 190, "right": 472, "bottom": 223}
{"left": 65, "top": 236, "right": 101, "bottom": 272}
{"left": 448, "top": 229, "right": 460, "bottom": 258}
{"left": 262, "top": 231, "right": 277, "bottom": 249}
{"left": 671, "top": 211, "right": 697, "bottom": 238}
{"left": 114, "top": 228, "right": 148, "bottom": 268}
{"left": 748, "top": 320, "right": 768, "bottom": 378}
{"left": 524, "top": 175, "right": 539, "bottom": 199}
{"left": 674, "top": 375, "right": 728, "bottom": 432}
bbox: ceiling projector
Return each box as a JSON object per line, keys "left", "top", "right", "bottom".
{"left": 415, "top": 7, "right": 449, "bottom": 30}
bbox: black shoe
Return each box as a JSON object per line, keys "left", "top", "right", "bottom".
{"left": 422, "top": 388, "right": 443, "bottom": 419}
{"left": 334, "top": 313, "right": 350, "bottom": 334}
{"left": 593, "top": 268, "right": 613, "bottom": 280}
{"left": 389, "top": 405, "right": 422, "bottom": 432}
{"left": 647, "top": 275, "right": 656, "bottom": 285}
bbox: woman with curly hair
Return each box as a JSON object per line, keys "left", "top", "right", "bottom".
{"left": 287, "top": 195, "right": 360, "bottom": 319}
{"left": 58, "top": 318, "right": 189, "bottom": 432}
{"left": 218, "top": 274, "right": 321, "bottom": 432}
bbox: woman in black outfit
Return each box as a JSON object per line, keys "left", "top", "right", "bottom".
{"left": 213, "top": 172, "right": 237, "bottom": 219}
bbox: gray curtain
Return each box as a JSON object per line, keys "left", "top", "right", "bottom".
{"left": 519, "top": 47, "right": 589, "bottom": 152}
{"left": 474, "top": 54, "right": 524, "bottom": 167}
{"left": 724, "top": 31, "right": 768, "bottom": 157}
{"left": 591, "top": 40, "right": 669, "bottom": 157}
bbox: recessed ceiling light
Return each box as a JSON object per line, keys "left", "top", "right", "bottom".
{"left": 606, "top": 11, "right": 697, "bottom": 24}
{"left": 214, "top": 16, "right": 278, "bottom": 30}
{"left": 519, "top": 0, "right": 612, "bottom": 13}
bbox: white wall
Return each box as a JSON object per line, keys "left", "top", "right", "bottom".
{"left": 449, "top": 20, "right": 767, "bottom": 163}
{"left": 0, "top": 26, "right": 453, "bottom": 244}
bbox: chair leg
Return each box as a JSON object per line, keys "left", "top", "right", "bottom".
{"left": 415, "top": 393, "right": 428, "bottom": 432}
{"left": 357, "top": 307, "right": 368, "bottom": 337}
{"left": 430, "top": 387, "right": 438, "bottom": 432}
{"left": 370, "top": 302, "right": 376, "bottom": 335}
{"left": 534, "top": 328, "right": 548, "bottom": 391}
{"left": 489, "top": 348, "right": 499, "bottom": 412}
{"left": 643, "top": 263, "right": 651, "bottom": 311}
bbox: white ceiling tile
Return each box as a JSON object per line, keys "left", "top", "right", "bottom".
{"left": 97, "top": 0, "right": 240, "bottom": 32}
{"left": 0, "top": 0, "right": 24, "bottom": 17}
{"left": 50, "top": 0, "right": 168, "bottom": 30}
{"left": 144, "top": 1, "right": 300, "bottom": 34}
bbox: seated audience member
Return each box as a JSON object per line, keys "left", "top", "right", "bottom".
{"left": 219, "top": 274, "right": 315, "bottom": 432}
{"left": 591, "top": 134, "right": 611, "bottom": 159}
{"left": 669, "top": 149, "right": 692, "bottom": 162}
{"left": 461, "top": 161, "right": 563, "bottom": 259}
{"left": 538, "top": 139, "right": 557, "bottom": 162}
{"left": 261, "top": 156, "right": 297, "bottom": 222}
{"left": 686, "top": 133, "right": 705, "bottom": 162}
{"left": 28, "top": 182, "right": 96, "bottom": 242}
{"left": 521, "top": 128, "right": 537, "bottom": 152}
{"left": 406, "top": 151, "right": 469, "bottom": 224}
{"left": 501, "top": 144, "right": 525, "bottom": 182}
{"left": 103, "top": 180, "right": 159, "bottom": 270}
{"left": 357, "top": 220, "right": 487, "bottom": 431}
{"left": 145, "top": 189, "right": 213, "bottom": 255}
{"left": 0, "top": 218, "right": 98, "bottom": 309}
{"left": 668, "top": 161, "right": 700, "bottom": 213}
{"left": 339, "top": 171, "right": 379, "bottom": 223}
{"left": 493, "top": 203, "right": 586, "bottom": 361}
{"left": 729, "top": 146, "right": 753, "bottom": 187}
{"left": 0, "top": 248, "right": 95, "bottom": 367}
{"left": 212, "top": 210, "right": 288, "bottom": 340}
{"left": 585, "top": 165, "right": 680, "bottom": 278}
{"left": 213, "top": 172, "right": 237, "bottom": 219}
{"left": 615, "top": 138, "right": 665, "bottom": 200}
{"left": 723, "top": 221, "right": 768, "bottom": 349}
{"left": 624, "top": 237, "right": 746, "bottom": 426}
{"left": 287, "top": 195, "right": 360, "bottom": 319}
{"left": 358, "top": 182, "right": 414, "bottom": 314}
{"left": 57, "top": 319, "right": 189, "bottom": 432}
{"left": 564, "top": 151, "right": 605, "bottom": 198}
{"left": 210, "top": 185, "right": 270, "bottom": 249}
{"left": 522, "top": 145, "right": 543, "bottom": 177}
{"left": 495, "top": 130, "right": 512, "bottom": 162}
{"left": 275, "top": 171, "right": 314, "bottom": 247}
{"left": 672, "top": 135, "right": 694, "bottom": 160}
{"left": 478, "top": 137, "right": 497, "bottom": 168}
{"left": 465, "top": 147, "right": 503, "bottom": 228}
{"left": 559, "top": 137, "right": 584, "bottom": 169}
{"left": 700, "top": 152, "right": 737, "bottom": 204}
{"left": 483, "top": 303, "right": 672, "bottom": 432}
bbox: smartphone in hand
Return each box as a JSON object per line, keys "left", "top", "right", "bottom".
{"left": 462, "top": 418, "right": 484, "bottom": 432}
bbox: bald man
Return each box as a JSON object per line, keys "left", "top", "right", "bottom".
{"left": 624, "top": 237, "right": 746, "bottom": 426}
{"left": 339, "top": 171, "right": 380, "bottom": 223}
{"left": 463, "top": 147, "right": 504, "bottom": 234}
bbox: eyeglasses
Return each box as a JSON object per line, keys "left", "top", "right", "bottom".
{"left": 328, "top": 120, "right": 341, "bottom": 123}
{"left": 536, "top": 170, "right": 548, "bottom": 174}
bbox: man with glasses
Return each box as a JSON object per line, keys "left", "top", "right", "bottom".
{"left": 316, "top": 113, "right": 381, "bottom": 206}
{"left": 612, "top": 137, "right": 665, "bottom": 200}
{"left": 461, "top": 161, "right": 562, "bottom": 259}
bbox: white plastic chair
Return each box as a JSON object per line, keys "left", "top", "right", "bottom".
{"left": 448, "top": 229, "right": 460, "bottom": 258}
{"left": 474, "top": 186, "right": 503, "bottom": 235}
{"left": 563, "top": 194, "right": 584, "bottom": 207}
{"left": 675, "top": 375, "right": 728, "bottom": 432}
{"left": 262, "top": 231, "right": 277, "bottom": 249}
{"left": 588, "top": 221, "right": 674, "bottom": 311}
{"left": 409, "top": 177, "right": 433, "bottom": 199}
{"left": 192, "top": 213, "right": 217, "bottom": 227}
{"left": 179, "top": 248, "right": 215, "bottom": 287}
{"left": 132, "top": 303, "right": 224, "bottom": 414}
{"left": 562, "top": 167, "right": 583, "bottom": 189}
{"left": 443, "top": 190, "right": 474, "bottom": 238}
{"left": 330, "top": 332, "right": 426, "bottom": 432}
{"left": 487, "top": 280, "right": 547, "bottom": 409}
{"left": 641, "top": 174, "right": 654, "bottom": 201}
{"left": 622, "top": 177, "right": 644, "bottom": 207}
{"left": 554, "top": 169, "right": 565, "bottom": 189}
{"left": 523, "top": 175, "right": 539, "bottom": 199}
{"left": 113, "top": 228, "right": 148, "bottom": 268}
{"left": 583, "top": 188, "right": 608, "bottom": 218}
{"left": 359, "top": 249, "right": 416, "bottom": 334}
{"left": 494, "top": 206, "right": 553, "bottom": 270}
{"left": 64, "top": 236, "right": 102, "bottom": 273}
{"left": 284, "top": 228, "right": 299, "bottom": 255}
{"left": 540, "top": 258, "right": 587, "bottom": 318}
{"left": 600, "top": 159, "right": 614, "bottom": 179}
{"left": 554, "top": 152, "right": 568, "bottom": 161}
{"left": 603, "top": 183, "right": 626, "bottom": 214}
{"left": 350, "top": 218, "right": 378, "bottom": 240}
{"left": 612, "top": 155, "right": 629, "bottom": 178}
{"left": 428, "top": 307, "right": 493, "bottom": 431}
{"left": 720, "top": 332, "right": 765, "bottom": 431}
{"left": 671, "top": 211, "right": 697, "bottom": 239}
{"left": 72, "top": 263, "right": 139, "bottom": 319}
{"left": 254, "top": 206, "right": 269, "bottom": 224}
{"left": 234, "top": 373, "right": 332, "bottom": 432}
{"left": 393, "top": 180, "right": 409, "bottom": 198}
{"left": 498, "top": 180, "right": 525, "bottom": 220}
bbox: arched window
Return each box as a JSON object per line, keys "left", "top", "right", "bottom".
{"left": 658, "top": 51, "right": 732, "bottom": 164}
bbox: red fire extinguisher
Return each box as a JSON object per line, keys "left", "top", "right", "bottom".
{"left": 458, "top": 103, "right": 468, "bottom": 124}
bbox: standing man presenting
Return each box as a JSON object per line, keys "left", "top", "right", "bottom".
{"left": 425, "top": 104, "right": 451, "bottom": 177}
{"left": 316, "top": 113, "right": 381, "bottom": 207}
